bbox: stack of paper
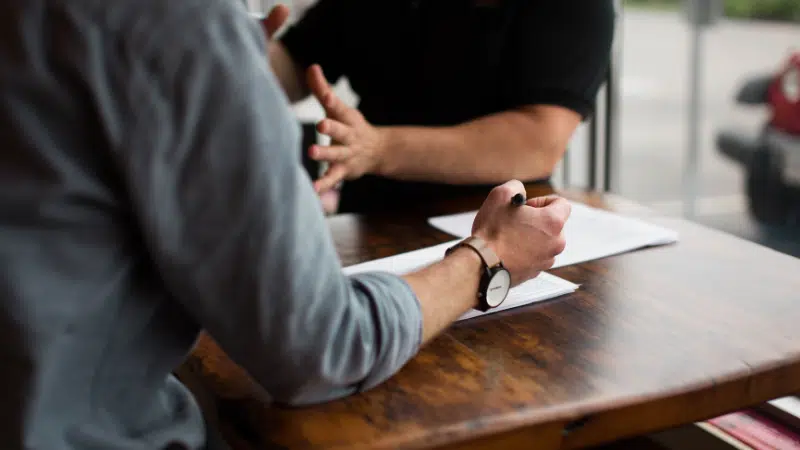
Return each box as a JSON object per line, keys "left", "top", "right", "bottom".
{"left": 428, "top": 202, "right": 679, "bottom": 269}
{"left": 341, "top": 201, "right": 676, "bottom": 321}
{"left": 343, "top": 243, "right": 579, "bottom": 322}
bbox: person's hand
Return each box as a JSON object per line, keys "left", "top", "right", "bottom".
{"left": 306, "top": 64, "right": 387, "bottom": 193}
{"left": 259, "top": 4, "right": 290, "bottom": 40}
{"left": 471, "top": 180, "right": 571, "bottom": 285}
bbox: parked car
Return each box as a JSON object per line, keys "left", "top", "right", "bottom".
{"left": 716, "top": 51, "right": 800, "bottom": 225}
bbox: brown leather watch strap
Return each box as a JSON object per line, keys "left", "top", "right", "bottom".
{"left": 456, "top": 236, "right": 501, "bottom": 268}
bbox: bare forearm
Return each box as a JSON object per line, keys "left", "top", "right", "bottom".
{"left": 268, "top": 42, "right": 309, "bottom": 103}
{"left": 377, "top": 108, "right": 574, "bottom": 185}
{"left": 402, "top": 247, "right": 482, "bottom": 344}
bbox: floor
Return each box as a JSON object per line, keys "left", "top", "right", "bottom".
{"left": 591, "top": 423, "right": 749, "bottom": 449}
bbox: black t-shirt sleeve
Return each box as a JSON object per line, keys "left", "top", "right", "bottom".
{"left": 280, "top": 0, "right": 351, "bottom": 84}
{"left": 501, "top": 0, "right": 615, "bottom": 119}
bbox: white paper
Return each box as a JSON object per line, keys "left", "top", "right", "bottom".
{"left": 428, "top": 202, "right": 679, "bottom": 269}
{"left": 343, "top": 243, "right": 579, "bottom": 322}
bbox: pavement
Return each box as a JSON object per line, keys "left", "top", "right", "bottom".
{"left": 290, "top": 8, "right": 800, "bottom": 258}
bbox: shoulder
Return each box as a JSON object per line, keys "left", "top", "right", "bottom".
{"left": 57, "top": 0, "right": 263, "bottom": 63}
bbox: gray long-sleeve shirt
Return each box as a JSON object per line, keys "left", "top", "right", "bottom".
{"left": 0, "top": 0, "right": 423, "bottom": 448}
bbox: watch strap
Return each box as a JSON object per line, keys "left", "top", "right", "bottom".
{"left": 447, "top": 236, "right": 501, "bottom": 269}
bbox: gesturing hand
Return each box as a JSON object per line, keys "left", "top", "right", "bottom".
{"left": 259, "top": 4, "right": 290, "bottom": 40}
{"left": 472, "top": 181, "right": 571, "bottom": 285}
{"left": 306, "top": 64, "right": 387, "bottom": 193}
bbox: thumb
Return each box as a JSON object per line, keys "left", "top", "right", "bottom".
{"left": 262, "top": 4, "right": 290, "bottom": 39}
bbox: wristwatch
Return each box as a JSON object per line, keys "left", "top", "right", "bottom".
{"left": 445, "top": 236, "right": 512, "bottom": 312}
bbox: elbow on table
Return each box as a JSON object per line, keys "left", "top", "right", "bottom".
{"left": 252, "top": 345, "right": 364, "bottom": 407}
{"left": 253, "top": 300, "right": 383, "bottom": 406}
{"left": 246, "top": 273, "right": 420, "bottom": 407}
{"left": 251, "top": 335, "right": 368, "bottom": 407}
{"left": 267, "top": 379, "right": 358, "bottom": 407}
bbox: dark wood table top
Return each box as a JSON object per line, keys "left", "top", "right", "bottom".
{"left": 183, "top": 184, "right": 800, "bottom": 450}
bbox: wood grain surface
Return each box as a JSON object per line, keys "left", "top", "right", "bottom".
{"left": 182, "top": 183, "right": 800, "bottom": 449}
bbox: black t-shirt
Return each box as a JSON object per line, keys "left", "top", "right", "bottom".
{"left": 282, "top": 0, "right": 615, "bottom": 213}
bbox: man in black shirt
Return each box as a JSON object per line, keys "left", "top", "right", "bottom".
{"left": 268, "top": 0, "right": 615, "bottom": 213}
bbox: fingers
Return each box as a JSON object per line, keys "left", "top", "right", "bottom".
{"left": 307, "top": 65, "right": 360, "bottom": 122}
{"left": 545, "top": 197, "right": 572, "bottom": 223}
{"left": 309, "top": 145, "right": 350, "bottom": 162}
{"left": 313, "top": 164, "right": 347, "bottom": 193}
{"left": 526, "top": 195, "right": 561, "bottom": 208}
{"left": 316, "top": 119, "right": 350, "bottom": 143}
{"left": 307, "top": 64, "right": 331, "bottom": 103}
{"left": 500, "top": 179, "right": 526, "bottom": 198}
{"left": 551, "top": 233, "right": 567, "bottom": 257}
{"left": 319, "top": 189, "right": 340, "bottom": 214}
{"left": 262, "top": 4, "right": 290, "bottom": 39}
{"left": 487, "top": 179, "right": 526, "bottom": 205}
{"left": 321, "top": 90, "right": 358, "bottom": 122}
{"left": 533, "top": 198, "right": 572, "bottom": 237}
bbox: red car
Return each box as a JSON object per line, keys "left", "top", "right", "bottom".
{"left": 717, "top": 51, "right": 800, "bottom": 225}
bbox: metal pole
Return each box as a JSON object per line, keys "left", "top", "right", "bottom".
{"left": 684, "top": 23, "right": 704, "bottom": 219}
{"left": 603, "top": 0, "right": 623, "bottom": 193}
{"left": 604, "top": 67, "right": 618, "bottom": 192}
{"left": 588, "top": 114, "right": 598, "bottom": 190}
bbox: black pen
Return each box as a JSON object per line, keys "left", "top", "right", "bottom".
{"left": 511, "top": 192, "right": 526, "bottom": 207}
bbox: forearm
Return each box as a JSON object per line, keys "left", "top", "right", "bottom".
{"left": 402, "top": 247, "right": 482, "bottom": 343}
{"left": 254, "top": 247, "right": 481, "bottom": 404}
{"left": 377, "top": 108, "right": 570, "bottom": 185}
{"left": 272, "top": 245, "right": 481, "bottom": 403}
{"left": 268, "top": 42, "right": 308, "bottom": 103}
{"left": 253, "top": 247, "right": 481, "bottom": 404}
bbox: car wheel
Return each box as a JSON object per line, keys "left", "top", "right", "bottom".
{"left": 746, "top": 147, "right": 791, "bottom": 225}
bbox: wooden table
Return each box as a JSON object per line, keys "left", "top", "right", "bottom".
{"left": 182, "top": 184, "right": 800, "bottom": 450}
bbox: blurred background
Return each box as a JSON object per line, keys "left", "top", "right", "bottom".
{"left": 571, "top": 0, "right": 800, "bottom": 258}
{"left": 251, "top": 0, "right": 800, "bottom": 258}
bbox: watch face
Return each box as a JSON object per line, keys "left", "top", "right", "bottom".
{"left": 485, "top": 269, "right": 511, "bottom": 307}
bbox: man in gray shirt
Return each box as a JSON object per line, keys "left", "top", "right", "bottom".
{"left": 0, "top": 0, "right": 571, "bottom": 448}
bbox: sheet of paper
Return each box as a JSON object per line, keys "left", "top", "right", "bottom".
{"left": 343, "top": 243, "right": 579, "bottom": 322}
{"left": 428, "top": 202, "right": 679, "bottom": 269}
